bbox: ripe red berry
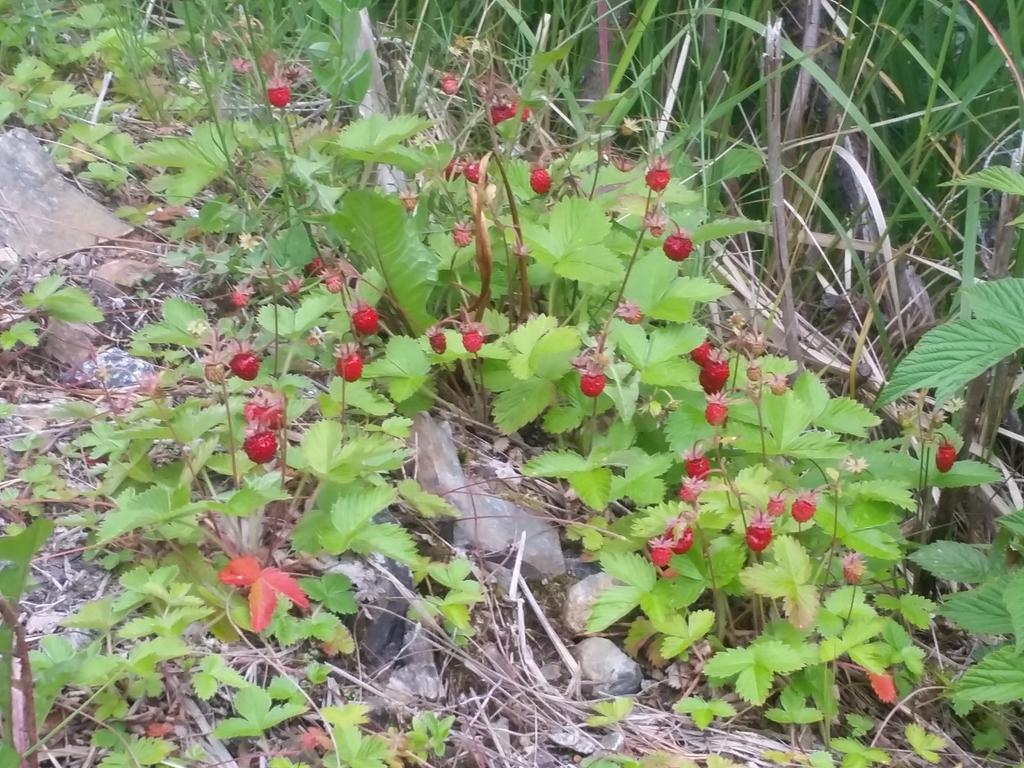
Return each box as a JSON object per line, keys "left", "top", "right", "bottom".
{"left": 439, "top": 72, "right": 459, "bottom": 95}
{"left": 645, "top": 157, "right": 670, "bottom": 192}
{"left": 690, "top": 341, "right": 713, "bottom": 367}
{"left": 530, "top": 167, "right": 551, "bottom": 195}
{"left": 464, "top": 161, "right": 481, "bottom": 184}
{"left": 304, "top": 256, "right": 325, "bottom": 277}
{"left": 462, "top": 329, "right": 484, "bottom": 353}
{"left": 684, "top": 448, "right": 710, "bottom": 480}
{"left": 490, "top": 102, "right": 529, "bottom": 125}
{"left": 428, "top": 330, "right": 447, "bottom": 354}
{"left": 705, "top": 393, "right": 728, "bottom": 427}
{"left": 351, "top": 305, "right": 379, "bottom": 335}
{"left": 648, "top": 537, "right": 673, "bottom": 567}
{"left": 579, "top": 372, "right": 606, "bottom": 398}
{"left": 671, "top": 526, "right": 694, "bottom": 555}
{"left": 767, "top": 493, "right": 786, "bottom": 518}
{"left": 230, "top": 287, "right": 251, "bottom": 308}
{"left": 244, "top": 431, "right": 277, "bottom": 464}
{"left": 746, "top": 522, "right": 773, "bottom": 552}
{"left": 444, "top": 158, "right": 463, "bottom": 181}
{"left": 663, "top": 230, "right": 693, "bottom": 262}
{"left": 266, "top": 78, "right": 291, "bottom": 108}
{"left": 791, "top": 491, "right": 818, "bottom": 523}
{"left": 336, "top": 352, "right": 364, "bottom": 382}
{"left": 452, "top": 222, "right": 474, "bottom": 248}
{"left": 229, "top": 352, "right": 260, "bottom": 381}
{"left": 936, "top": 441, "right": 956, "bottom": 473}
{"left": 700, "top": 354, "right": 730, "bottom": 394}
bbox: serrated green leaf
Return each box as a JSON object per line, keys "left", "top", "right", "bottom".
{"left": 690, "top": 217, "right": 765, "bottom": 244}
{"left": 875, "top": 594, "right": 934, "bottom": 630}
{"left": 522, "top": 450, "right": 592, "bottom": 476}
{"left": 585, "top": 585, "right": 642, "bottom": 632}
{"left": 905, "top": 723, "right": 944, "bottom": 764}
{"left": 704, "top": 640, "right": 807, "bottom": 705}
{"left": 657, "top": 609, "right": 715, "bottom": 660}
{"left": 878, "top": 318, "right": 1024, "bottom": 405}
{"left": 397, "top": 478, "right": 458, "bottom": 518}
{"left": 492, "top": 378, "right": 556, "bottom": 433}
{"left": 600, "top": 550, "right": 657, "bottom": 590}
{"left": 586, "top": 697, "right": 635, "bottom": 726}
{"left": 942, "top": 577, "right": 1012, "bottom": 634}
{"left": 910, "top": 541, "right": 990, "bottom": 583}
{"left": 673, "top": 696, "right": 735, "bottom": 730}
{"left": 1004, "top": 570, "right": 1024, "bottom": 653}
{"left": 954, "top": 645, "right": 1024, "bottom": 710}
{"left": 363, "top": 335, "right": 431, "bottom": 402}
{"left": 815, "top": 397, "right": 881, "bottom": 437}
{"left": 951, "top": 166, "right": 1024, "bottom": 196}
{"left": 738, "top": 536, "right": 818, "bottom": 629}
{"left": 568, "top": 467, "right": 612, "bottom": 509}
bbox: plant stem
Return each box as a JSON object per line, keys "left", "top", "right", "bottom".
{"left": 220, "top": 381, "right": 240, "bottom": 489}
{"left": 597, "top": 188, "right": 653, "bottom": 352}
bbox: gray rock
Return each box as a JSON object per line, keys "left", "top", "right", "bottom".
{"left": 564, "top": 572, "right": 615, "bottom": 635}
{"left": 573, "top": 637, "right": 642, "bottom": 697}
{"left": 0, "top": 128, "right": 131, "bottom": 260}
{"left": 413, "top": 413, "right": 565, "bottom": 578}
{"left": 548, "top": 727, "right": 599, "bottom": 755}
{"left": 383, "top": 625, "right": 443, "bottom": 703}
{"left": 66, "top": 348, "right": 155, "bottom": 389}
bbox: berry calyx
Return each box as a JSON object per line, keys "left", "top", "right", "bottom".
{"left": 663, "top": 230, "right": 693, "bottom": 262}
{"left": 648, "top": 536, "right": 674, "bottom": 568}
{"left": 766, "top": 492, "right": 786, "bottom": 518}
{"left": 700, "top": 351, "right": 730, "bottom": 394}
{"left": 461, "top": 328, "right": 484, "bottom": 354}
{"left": 243, "top": 389, "right": 285, "bottom": 430}
{"left": 351, "top": 304, "right": 379, "bottom": 335}
{"left": 323, "top": 270, "right": 344, "bottom": 294}
{"left": 452, "top": 222, "right": 474, "bottom": 248}
{"left": 684, "top": 446, "right": 711, "bottom": 480}
{"left": 791, "top": 491, "right": 818, "bottom": 523}
{"left": 230, "top": 285, "right": 252, "bottom": 308}
{"left": 645, "top": 157, "right": 670, "bottom": 192}
{"left": 579, "top": 372, "right": 606, "bottom": 398}
{"left": 336, "top": 351, "right": 364, "bottom": 382}
{"left": 464, "top": 161, "right": 481, "bottom": 184}
{"left": 615, "top": 301, "right": 643, "bottom": 324}
{"left": 304, "top": 256, "right": 325, "bottom": 277}
{"left": 266, "top": 77, "right": 291, "bottom": 108}
{"left": 705, "top": 392, "right": 728, "bottom": 427}
{"left": 678, "top": 477, "right": 706, "bottom": 504}
{"left": 670, "top": 526, "right": 694, "bottom": 555}
{"left": 936, "top": 440, "right": 956, "bottom": 473}
{"left": 690, "top": 341, "right": 713, "bottom": 367}
{"left": 229, "top": 352, "right": 260, "bottom": 381}
{"left": 427, "top": 328, "right": 447, "bottom": 354}
{"left": 530, "top": 167, "right": 551, "bottom": 195}
{"left": 244, "top": 431, "right": 278, "bottom": 464}
{"left": 745, "top": 512, "right": 773, "bottom": 552}
{"left": 439, "top": 72, "right": 459, "bottom": 95}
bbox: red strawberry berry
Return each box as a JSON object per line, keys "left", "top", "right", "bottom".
{"left": 700, "top": 352, "right": 730, "bottom": 394}
{"left": 766, "top": 492, "right": 786, "bottom": 518}
{"left": 936, "top": 440, "right": 956, "bottom": 473}
{"left": 266, "top": 77, "right": 291, "bottom": 108}
{"left": 663, "top": 230, "right": 693, "bottom": 262}
{"left": 452, "top": 222, "right": 474, "bottom": 248}
{"left": 530, "top": 167, "right": 551, "bottom": 195}
{"left": 645, "top": 157, "right": 670, "bottom": 192}
{"left": 464, "top": 161, "right": 481, "bottom": 184}
{"left": 304, "top": 256, "right": 325, "bottom": 277}
{"left": 444, "top": 158, "right": 463, "bottom": 181}
{"left": 428, "top": 329, "right": 447, "bottom": 354}
{"left": 230, "top": 286, "right": 251, "bottom": 308}
{"left": 244, "top": 431, "right": 277, "bottom": 464}
{"left": 705, "top": 392, "right": 728, "bottom": 427}
{"left": 462, "top": 329, "right": 484, "bottom": 353}
{"left": 336, "top": 351, "right": 364, "bottom": 382}
{"left": 229, "top": 352, "right": 260, "bottom": 381}
{"left": 690, "top": 341, "right": 713, "bottom": 367}
{"left": 490, "top": 102, "right": 529, "bottom": 125}
{"left": 351, "top": 304, "right": 379, "bottom": 335}
{"left": 745, "top": 512, "right": 773, "bottom": 552}
{"left": 648, "top": 536, "right": 673, "bottom": 567}
{"left": 678, "top": 477, "right": 706, "bottom": 504}
{"left": 671, "top": 526, "right": 694, "bottom": 555}
{"left": 439, "top": 72, "right": 459, "bottom": 95}
{"left": 791, "top": 491, "right": 818, "bottom": 523}
{"left": 684, "top": 447, "right": 710, "bottom": 480}
{"left": 579, "top": 372, "right": 606, "bottom": 398}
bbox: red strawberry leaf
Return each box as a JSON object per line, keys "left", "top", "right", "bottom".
{"left": 260, "top": 567, "right": 310, "bottom": 609}
{"left": 219, "top": 555, "right": 262, "bottom": 587}
{"left": 248, "top": 577, "right": 279, "bottom": 633}
{"left": 868, "top": 671, "right": 897, "bottom": 704}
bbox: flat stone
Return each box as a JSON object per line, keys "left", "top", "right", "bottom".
{"left": 413, "top": 413, "right": 565, "bottom": 578}
{"left": 65, "top": 348, "right": 155, "bottom": 389}
{"left": 573, "top": 637, "right": 642, "bottom": 697}
{"left": 564, "top": 572, "right": 616, "bottom": 635}
{"left": 44, "top": 319, "right": 99, "bottom": 366}
{"left": 0, "top": 128, "right": 131, "bottom": 261}
{"left": 93, "top": 258, "right": 157, "bottom": 291}
{"left": 383, "top": 625, "right": 443, "bottom": 703}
